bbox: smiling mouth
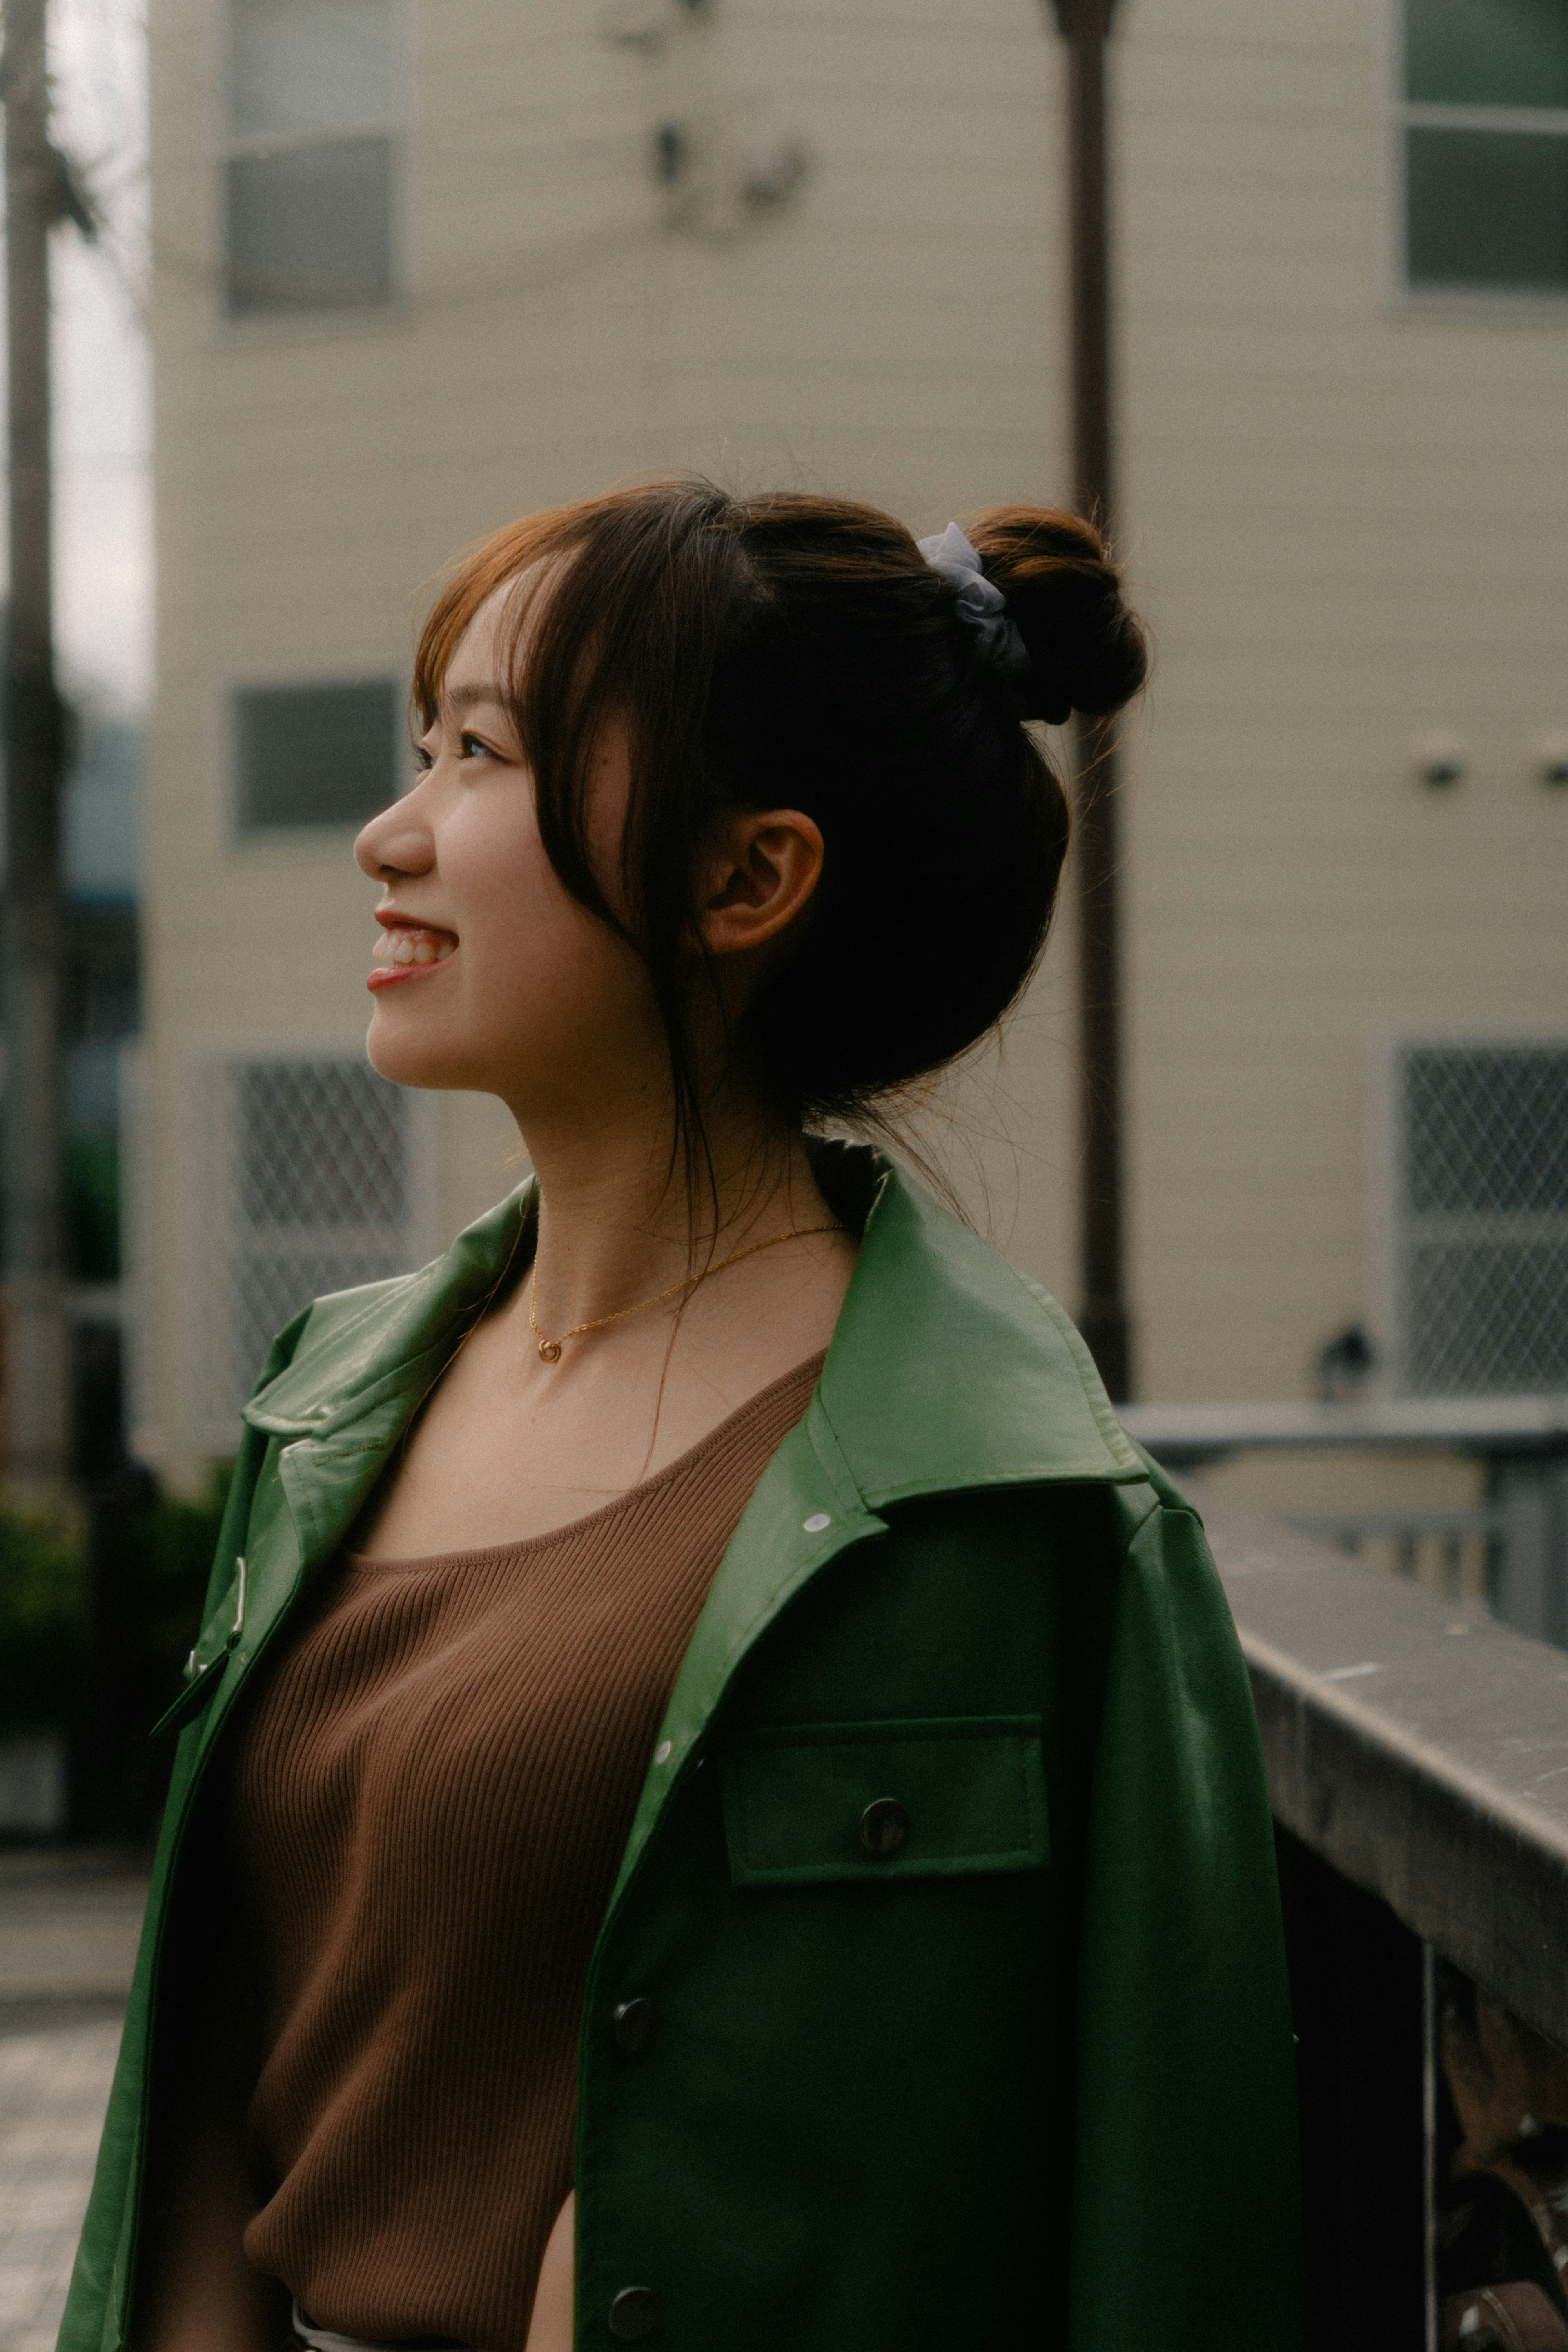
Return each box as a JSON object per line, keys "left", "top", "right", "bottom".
{"left": 368, "top": 924, "right": 457, "bottom": 991}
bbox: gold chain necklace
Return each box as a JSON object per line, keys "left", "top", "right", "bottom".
{"left": 527, "top": 1223, "right": 843, "bottom": 1363}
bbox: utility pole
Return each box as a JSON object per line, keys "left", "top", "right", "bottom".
{"left": 1048, "top": 0, "right": 1130, "bottom": 1402}
{"left": 2, "top": 0, "right": 92, "bottom": 1492}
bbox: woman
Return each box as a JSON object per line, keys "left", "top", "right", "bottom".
{"left": 62, "top": 483, "right": 1301, "bottom": 2352}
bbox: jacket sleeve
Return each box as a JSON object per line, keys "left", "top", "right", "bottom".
{"left": 55, "top": 1302, "right": 317, "bottom": 2352}
{"left": 1068, "top": 1486, "right": 1304, "bottom": 2350}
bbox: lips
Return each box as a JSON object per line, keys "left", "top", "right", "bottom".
{"left": 368, "top": 920, "right": 457, "bottom": 992}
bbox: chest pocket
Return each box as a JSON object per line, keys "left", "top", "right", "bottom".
{"left": 718, "top": 1715, "right": 1049, "bottom": 1889}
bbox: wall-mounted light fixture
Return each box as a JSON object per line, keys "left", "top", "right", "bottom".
{"left": 653, "top": 120, "right": 687, "bottom": 186}
{"left": 603, "top": 0, "right": 707, "bottom": 56}
{"left": 1533, "top": 735, "right": 1568, "bottom": 788}
{"left": 742, "top": 137, "right": 808, "bottom": 209}
{"left": 649, "top": 109, "right": 810, "bottom": 236}
{"left": 1412, "top": 732, "right": 1466, "bottom": 788}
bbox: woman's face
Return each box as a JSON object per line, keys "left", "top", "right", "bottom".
{"left": 354, "top": 584, "right": 661, "bottom": 1121}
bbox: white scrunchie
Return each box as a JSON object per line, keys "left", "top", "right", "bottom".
{"left": 916, "top": 522, "right": 1033, "bottom": 691}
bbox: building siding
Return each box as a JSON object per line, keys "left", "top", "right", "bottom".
{"left": 140, "top": 0, "right": 1568, "bottom": 1479}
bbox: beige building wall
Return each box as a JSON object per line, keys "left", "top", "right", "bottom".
{"left": 140, "top": 0, "right": 1568, "bottom": 1485}
{"left": 1118, "top": 0, "right": 1568, "bottom": 1402}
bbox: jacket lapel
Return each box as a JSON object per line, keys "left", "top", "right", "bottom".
{"left": 238, "top": 1185, "right": 536, "bottom": 1594}
{"left": 608, "top": 1400, "right": 888, "bottom": 1904}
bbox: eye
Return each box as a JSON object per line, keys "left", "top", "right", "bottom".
{"left": 459, "top": 731, "right": 495, "bottom": 761}
{"left": 412, "top": 743, "right": 434, "bottom": 774}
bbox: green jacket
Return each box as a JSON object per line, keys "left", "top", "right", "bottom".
{"left": 61, "top": 1145, "right": 1302, "bottom": 2352}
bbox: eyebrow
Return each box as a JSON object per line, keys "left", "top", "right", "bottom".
{"left": 442, "top": 682, "right": 508, "bottom": 713}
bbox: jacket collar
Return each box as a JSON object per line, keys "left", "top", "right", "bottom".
{"left": 243, "top": 1184, "right": 536, "bottom": 1442}
{"left": 243, "top": 1141, "right": 1142, "bottom": 1496}
{"left": 809, "top": 1139, "right": 1141, "bottom": 1500}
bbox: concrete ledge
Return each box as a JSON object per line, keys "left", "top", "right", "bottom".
{"left": 1126, "top": 1395, "right": 1568, "bottom": 1464}
{"left": 1207, "top": 1493, "right": 1568, "bottom": 2048}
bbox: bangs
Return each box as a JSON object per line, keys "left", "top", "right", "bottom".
{"left": 411, "top": 504, "right": 584, "bottom": 728}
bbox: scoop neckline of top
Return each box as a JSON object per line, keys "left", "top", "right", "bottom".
{"left": 346, "top": 1345, "right": 830, "bottom": 1574}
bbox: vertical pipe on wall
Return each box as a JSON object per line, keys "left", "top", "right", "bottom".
{"left": 1047, "top": 0, "right": 1130, "bottom": 1400}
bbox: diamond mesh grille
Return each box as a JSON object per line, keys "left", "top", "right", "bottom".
{"left": 220, "top": 1057, "right": 416, "bottom": 1415}
{"left": 1406, "top": 1048, "right": 1568, "bottom": 1215}
{"left": 235, "top": 1061, "right": 406, "bottom": 1230}
{"left": 1396, "top": 1044, "right": 1568, "bottom": 1395}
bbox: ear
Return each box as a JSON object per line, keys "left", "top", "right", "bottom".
{"left": 695, "top": 809, "right": 824, "bottom": 960}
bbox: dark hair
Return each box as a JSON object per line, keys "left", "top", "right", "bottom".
{"left": 413, "top": 480, "right": 1147, "bottom": 1164}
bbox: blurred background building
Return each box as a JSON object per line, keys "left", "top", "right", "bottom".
{"left": 131, "top": 0, "right": 1567, "bottom": 1498}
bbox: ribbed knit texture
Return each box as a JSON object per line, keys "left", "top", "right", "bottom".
{"left": 228, "top": 1351, "right": 825, "bottom": 2352}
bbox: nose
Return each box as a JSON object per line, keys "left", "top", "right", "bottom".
{"left": 355, "top": 787, "right": 434, "bottom": 882}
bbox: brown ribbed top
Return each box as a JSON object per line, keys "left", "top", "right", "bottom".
{"left": 227, "top": 1352, "right": 825, "bottom": 2352}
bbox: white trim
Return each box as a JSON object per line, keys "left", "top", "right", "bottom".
{"left": 1404, "top": 101, "right": 1568, "bottom": 135}
{"left": 1365, "top": 1028, "right": 1401, "bottom": 1393}
{"left": 227, "top": 118, "right": 402, "bottom": 163}
{"left": 118, "top": 1039, "right": 160, "bottom": 1465}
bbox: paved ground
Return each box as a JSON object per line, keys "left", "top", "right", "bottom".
{"left": 0, "top": 1851, "right": 149, "bottom": 2352}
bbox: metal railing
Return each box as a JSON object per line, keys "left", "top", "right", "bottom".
{"left": 1201, "top": 1491, "right": 1568, "bottom": 2350}
{"left": 1123, "top": 1395, "right": 1568, "bottom": 1645}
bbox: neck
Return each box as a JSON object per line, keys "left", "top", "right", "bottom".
{"left": 515, "top": 1078, "right": 831, "bottom": 1342}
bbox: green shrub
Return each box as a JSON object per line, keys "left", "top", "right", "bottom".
{"left": 0, "top": 1498, "right": 85, "bottom": 1737}
{"left": 64, "top": 1134, "right": 121, "bottom": 1282}
{"left": 0, "top": 1467, "right": 232, "bottom": 1752}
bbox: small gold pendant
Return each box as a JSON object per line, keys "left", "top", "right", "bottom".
{"left": 538, "top": 1338, "right": 562, "bottom": 1363}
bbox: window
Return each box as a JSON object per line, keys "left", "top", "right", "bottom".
{"left": 1400, "top": 0, "right": 1568, "bottom": 292}
{"left": 233, "top": 678, "right": 400, "bottom": 832}
{"left": 190, "top": 1054, "right": 433, "bottom": 1437}
{"left": 1386, "top": 1041, "right": 1568, "bottom": 1393}
{"left": 224, "top": 0, "right": 402, "bottom": 318}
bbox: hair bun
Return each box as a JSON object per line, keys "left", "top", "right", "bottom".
{"left": 965, "top": 504, "right": 1147, "bottom": 726}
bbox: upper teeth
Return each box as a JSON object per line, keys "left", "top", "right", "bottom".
{"left": 375, "top": 929, "right": 454, "bottom": 966}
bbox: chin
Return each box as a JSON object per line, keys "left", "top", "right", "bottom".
{"left": 365, "top": 1010, "right": 476, "bottom": 1094}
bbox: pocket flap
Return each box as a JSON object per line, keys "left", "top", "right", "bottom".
{"left": 718, "top": 1715, "right": 1049, "bottom": 1889}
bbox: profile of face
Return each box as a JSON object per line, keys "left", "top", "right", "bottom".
{"left": 354, "top": 579, "right": 824, "bottom": 1132}
{"left": 353, "top": 585, "right": 659, "bottom": 1122}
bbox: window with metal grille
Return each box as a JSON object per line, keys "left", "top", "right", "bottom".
{"left": 197, "top": 1055, "right": 430, "bottom": 1431}
{"left": 1389, "top": 1042, "right": 1568, "bottom": 1394}
{"left": 1399, "top": 0, "right": 1568, "bottom": 293}
{"left": 224, "top": 0, "right": 402, "bottom": 318}
{"left": 233, "top": 679, "right": 400, "bottom": 833}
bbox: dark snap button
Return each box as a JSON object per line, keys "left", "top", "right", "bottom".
{"left": 860, "top": 1797, "right": 910, "bottom": 1856}
{"left": 608, "top": 2285, "right": 662, "bottom": 2340}
{"left": 612, "top": 1996, "right": 660, "bottom": 2054}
